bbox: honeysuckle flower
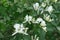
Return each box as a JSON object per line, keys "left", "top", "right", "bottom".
{"left": 29, "top": 16, "right": 33, "bottom": 21}
{"left": 35, "top": 17, "right": 43, "bottom": 23}
{"left": 33, "top": 3, "right": 39, "bottom": 11}
{"left": 42, "top": 27, "right": 47, "bottom": 32}
{"left": 23, "top": 15, "right": 32, "bottom": 24}
{"left": 14, "top": 23, "right": 20, "bottom": 30}
{"left": 31, "top": 35, "right": 39, "bottom": 40}
{"left": 44, "top": 14, "right": 54, "bottom": 22}
{"left": 41, "top": 2, "right": 46, "bottom": 7}
{"left": 12, "top": 23, "right": 28, "bottom": 36}
{"left": 34, "top": 18, "right": 46, "bottom": 27}
{"left": 40, "top": 21, "right": 46, "bottom": 27}
{"left": 45, "top": 6, "right": 54, "bottom": 13}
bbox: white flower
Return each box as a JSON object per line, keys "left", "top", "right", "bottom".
{"left": 45, "top": 6, "right": 54, "bottom": 13}
{"left": 40, "top": 21, "right": 46, "bottom": 27}
{"left": 41, "top": 2, "right": 46, "bottom": 7}
{"left": 44, "top": 14, "right": 54, "bottom": 22}
{"left": 29, "top": 16, "right": 32, "bottom": 21}
{"left": 23, "top": 15, "right": 32, "bottom": 24}
{"left": 36, "top": 37, "right": 39, "bottom": 40}
{"left": 14, "top": 23, "right": 20, "bottom": 30}
{"left": 34, "top": 17, "right": 46, "bottom": 27}
{"left": 31, "top": 35, "right": 39, "bottom": 40}
{"left": 35, "top": 17, "right": 43, "bottom": 23}
{"left": 42, "top": 27, "right": 47, "bottom": 32}
{"left": 33, "top": 3, "right": 39, "bottom": 11}
{"left": 12, "top": 23, "right": 28, "bottom": 36}
{"left": 24, "top": 15, "right": 29, "bottom": 21}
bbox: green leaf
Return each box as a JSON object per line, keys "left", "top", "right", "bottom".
{"left": 0, "top": 32, "right": 4, "bottom": 38}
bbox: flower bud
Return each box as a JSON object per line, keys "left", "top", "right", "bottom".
{"left": 41, "top": 2, "right": 46, "bottom": 7}
{"left": 40, "top": 21, "right": 46, "bottom": 27}
{"left": 33, "top": 3, "right": 39, "bottom": 11}
{"left": 42, "top": 27, "right": 47, "bottom": 32}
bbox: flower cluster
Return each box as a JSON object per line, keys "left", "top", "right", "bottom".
{"left": 32, "top": 2, "right": 54, "bottom": 32}
{"left": 33, "top": 2, "right": 54, "bottom": 14}
{"left": 12, "top": 23, "right": 28, "bottom": 36}
{"left": 12, "top": 0, "right": 55, "bottom": 36}
{"left": 23, "top": 15, "right": 47, "bottom": 32}
{"left": 12, "top": 14, "right": 47, "bottom": 36}
{"left": 33, "top": 2, "right": 54, "bottom": 22}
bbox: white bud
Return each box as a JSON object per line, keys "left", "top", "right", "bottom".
{"left": 40, "top": 21, "right": 46, "bottom": 27}
{"left": 20, "top": 24, "right": 24, "bottom": 28}
{"left": 33, "top": 3, "right": 39, "bottom": 11}
{"left": 41, "top": 2, "right": 46, "bottom": 7}
{"left": 42, "top": 27, "right": 47, "bottom": 32}
{"left": 25, "top": 15, "right": 29, "bottom": 21}
{"left": 29, "top": 16, "right": 32, "bottom": 21}
{"left": 36, "top": 37, "right": 39, "bottom": 40}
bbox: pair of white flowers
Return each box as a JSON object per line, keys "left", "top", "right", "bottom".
{"left": 23, "top": 15, "right": 46, "bottom": 26}
{"left": 23, "top": 15, "right": 47, "bottom": 32}
{"left": 12, "top": 23, "right": 28, "bottom": 36}
{"left": 33, "top": 2, "right": 54, "bottom": 13}
{"left": 35, "top": 17, "right": 47, "bottom": 32}
{"left": 12, "top": 19, "right": 47, "bottom": 36}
